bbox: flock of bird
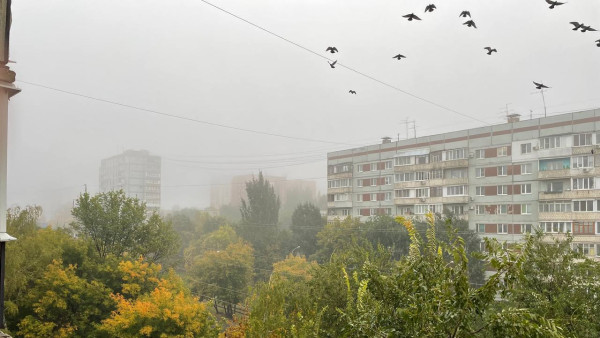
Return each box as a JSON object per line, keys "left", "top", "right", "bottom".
{"left": 322, "top": 0, "right": 598, "bottom": 95}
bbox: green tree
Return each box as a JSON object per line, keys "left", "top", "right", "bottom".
{"left": 312, "top": 217, "right": 369, "bottom": 263}
{"left": 290, "top": 202, "right": 324, "bottom": 258}
{"left": 363, "top": 215, "right": 410, "bottom": 260}
{"left": 70, "top": 191, "right": 179, "bottom": 262}
{"left": 6, "top": 205, "right": 42, "bottom": 237}
{"left": 240, "top": 171, "right": 280, "bottom": 227}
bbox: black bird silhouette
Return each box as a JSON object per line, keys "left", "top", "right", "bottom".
{"left": 581, "top": 25, "right": 597, "bottom": 32}
{"left": 596, "top": 39, "right": 600, "bottom": 47}
{"left": 393, "top": 54, "right": 406, "bottom": 60}
{"left": 533, "top": 81, "right": 549, "bottom": 89}
{"left": 545, "top": 0, "right": 565, "bottom": 9}
{"left": 459, "top": 11, "right": 471, "bottom": 18}
{"left": 484, "top": 47, "right": 497, "bottom": 55}
{"left": 328, "top": 60, "right": 337, "bottom": 68}
{"left": 326, "top": 47, "right": 338, "bottom": 53}
{"left": 463, "top": 20, "right": 477, "bottom": 28}
{"left": 425, "top": 4, "right": 436, "bottom": 13}
{"left": 403, "top": 13, "right": 421, "bottom": 21}
{"left": 349, "top": 90, "right": 357, "bottom": 94}
{"left": 570, "top": 22, "right": 584, "bottom": 31}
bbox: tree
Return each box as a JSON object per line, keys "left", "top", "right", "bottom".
{"left": 240, "top": 171, "right": 280, "bottom": 227}
{"left": 363, "top": 215, "right": 410, "bottom": 260}
{"left": 70, "top": 191, "right": 179, "bottom": 262}
{"left": 290, "top": 202, "right": 324, "bottom": 258}
{"left": 312, "top": 217, "right": 369, "bottom": 263}
{"left": 6, "top": 205, "right": 42, "bottom": 237}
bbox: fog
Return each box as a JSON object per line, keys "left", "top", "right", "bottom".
{"left": 6, "top": 0, "right": 600, "bottom": 219}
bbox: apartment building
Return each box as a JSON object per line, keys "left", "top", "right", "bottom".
{"left": 100, "top": 150, "right": 161, "bottom": 210}
{"left": 327, "top": 109, "right": 600, "bottom": 259}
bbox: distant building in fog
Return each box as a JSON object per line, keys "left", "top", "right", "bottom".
{"left": 210, "top": 174, "right": 317, "bottom": 209}
{"left": 99, "top": 150, "right": 161, "bottom": 210}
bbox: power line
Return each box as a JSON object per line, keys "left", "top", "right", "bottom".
{"left": 16, "top": 80, "right": 359, "bottom": 147}
{"left": 197, "top": 0, "right": 491, "bottom": 126}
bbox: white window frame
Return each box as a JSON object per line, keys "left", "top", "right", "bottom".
{"left": 520, "top": 143, "right": 531, "bottom": 154}
{"left": 497, "top": 185, "right": 508, "bottom": 195}
{"left": 475, "top": 186, "right": 484, "bottom": 196}
{"left": 540, "top": 136, "right": 561, "bottom": 149}
{"left": 497, "top": 166, "right": 507, "bottom": 176}
{"left": 475, "top": 149, "right": 485, "bottom": 159}
{"left": 573, "top": 200, "right": 595, "bottom": 212}
{"left": 521, "top": 204, "right": 531, "bottom": 215}
{"left": 520, "top": 184, "right": 532, "bottom": 194}
{"left": 572, "top": 155, "right": 593, "bottom": 169}
{"left": 520, "top": 163, "right": 532, "bottom": 175}
{"left": 497, "top": 224, "right": 508, "bottom": 234}
{"left": 573, "top": 133, "right": 592, "bottom": 147}
{"left": 476, "top": 168, "right": 485, "bottom": 178}
{"left": 573, "top": 177, "right": 594, "bottom": 190}
{"left": 497, "top": 146, "right": 508, "bottom": 157}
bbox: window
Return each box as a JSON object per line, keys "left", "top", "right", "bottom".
{"left": 446, "top": 148, "right": 466, "bottom": 160}
{"left": 573, "top": 221, "right": 594, "bottom": 235}
{"left": 521, "top": 204, "right": 531, "bottom": 215}
{"left": 497, "top": 205, "right": 508, "bottom": 214}
{"left": 395, "top": 172, "right": 414, "bottom": 182}
{"left": 521, "top": 143, "right": 532, "bottom": 154}
{"left": 340, "top": 179, "right": 350, "bottom": 187}
{"left": 370, "top": 193, "right": 377, "bottom": 201}
{"left": 430, "top": 169, "right": 443, "bottom": 179}
{"left": 371, "top": 178, "right": 377, "bottom": 186}
{"left": 540, "top": 201, "right": 571, "bottom": 212}
{"left": 430, "top": 153, "right": 441, "bottom": 162}
{"left": 497, "top": 185, "right": 508, "bottom": 195}
{"left": 476, "top": 168, "right": 485, "bottom": 178}
{"left": 356, "top": 194, "right": 363, "bottom": 202}
{"left": 521, "top": 224, "right": 533, "bottom": 234}
{"left": 539, "top": 158, "right": 570, "bottom": 171}
{"left": 445, "top": 168, "right": 467, "bottom": 179}
{"left": 384, "top": 176, "right": 391, "bottom": 185}
{"left": 397, "top": 206, "right": 413, "bottom": 215}
{"left": 573, "top": 200, "right": 594, "bottom": 212}
{"left": 497, "top": 224, "right": 508, "bottom": 234}
{"left": 416, "top": 155, "right": 429, "bottom": 164}
{"left": 357, "top": 165, "right": 363, "bottom": 172}
{"left": 476, "top": 205, "right": 486, "bottom": 215}
{"left": 430, "top": 187, "right": 443, "bottom": 197}
{"left": 520, "top": 163, "right": 532, "bottom": 174}
{"left": 573, "top": 243, "right": 593, "bottom": 255}
{"left": 520, "top": 184, "right": 532, "bottom": 194}
{"left": 540, "top": 221, "right": 572, "bottom": 233}
{"left": 334, "top": 194, "right": 349, "bottom": 201}
{"left": 597, "top": 222, "right": 600, "bottom": 235}
{"left": 475, "top": 149, "right": 485, "bottom": 159}
{"left": 385, "top": 192, "right": 392, "bottom": 201}
{"left": 385, "top": 161, "right": 392, "bottom": 170}
{"left": 414, "top": 204, "right": 443, "bottom": 215}
{"left": 573, "top": 133, "right": 592, "bottom": 147}
{"left": 341, "top": 209, "right": 350, "bottom": 216}
{"left": 447, "top": 205, "right": 464, "bottom": 215}
{"left": 573, "top": 177, "right": 594, "bottom": 190}
{"left": 395, "top": 189, "right": 410, "bottom": 198}
{"left": 357, "top": 179, "right": 363, "bottom": 187}
{"left": 415, "top": 171, "right": 428, "bottom": 181}
{"left": 415, "top": 188, "right": 429, "bottom": 198}
{"left": 477, "top": 224, "right": 485, "bottom": 233}
{"left": 475, "top": 186, "right": 484, "bottom": 196}
{"left": 540, "top": 136, "right": 561, "bottom": 149}
{"left": 546, "top": 181, "right": 563, "bottom": 193}
{"left": 394, "top": 156, "right": 411, "bottom": 166}
{"left": 370, "top": 163, "right": 377, "bottom": 171}
{"left": 497, "top": 146, "right": 508, "bottom": 157}
{"left": 572, "top": 155, "right": 593, "bottom": 169}
{"left": 446, "top": 185, "right": 466, "bottom": 196}
{"left": 497, "top": 166, "right": 507, "bottom": 176}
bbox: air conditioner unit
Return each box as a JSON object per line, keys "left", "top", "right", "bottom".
{"left": 533, "top": 146, "right": 540, "bottom": 151}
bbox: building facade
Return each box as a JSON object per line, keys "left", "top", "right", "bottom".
{"left": 99, "top": 150, "right": 161, "bottom": 210}
{"left": 327, "top": 109, "right": 600, "bottom": 259}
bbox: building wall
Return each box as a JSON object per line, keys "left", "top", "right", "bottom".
{"left": 99, "top": 150, "right": 161, "bottom": 210}
{"left": 327, "top": 108, "right": 600, "bottom": 260}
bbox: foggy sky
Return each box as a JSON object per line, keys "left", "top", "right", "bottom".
{"left": 6, "top": 0, "right": 600, "bottom": 220}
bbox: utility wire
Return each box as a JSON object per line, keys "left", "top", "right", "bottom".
{"left": 198, "top": 0, "right": 492, "bottom": 126}
{"left": 16, "top": 80, "right": 359, "bottom": 147}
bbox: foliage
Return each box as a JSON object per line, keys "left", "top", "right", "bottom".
{"left": 271, "top": 254, "right": 318, "bottom": 283}
{"left": 279, "top": 187, "right": 319, "bottom": 229}
{"left": 17, "top": 260, "right": 115, "bottom": 338}
{"left": 6, "top": 205, "right": 43, "bottom": 237}
{"left": 100, "top": 270, "right": 220, "bottom": 338}
{"left": 290, "top": 202, "right": 324, "bottom": 258}
{"left": 312, "top": 217, "right": 369, "bottom": 263}
{"left": 70, "top": 191, "right": 179, "bottom": 262}
{"left": 240, "top": 171, "right": 280, "bottom": 227}
{"left": 363, "top": 215, "right": 410, "bottom": 260}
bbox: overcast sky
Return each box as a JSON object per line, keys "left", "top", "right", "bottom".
{"left": 6, "top": 0, "right": 600, "bottom": 219}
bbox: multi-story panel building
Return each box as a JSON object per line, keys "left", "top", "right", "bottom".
{"left": 99, "top": 150, "right": 161, "bottom": 210}
{"left": 327, "top": 109, "right": 600, "bottom": 259}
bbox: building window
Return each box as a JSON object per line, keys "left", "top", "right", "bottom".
{"left": 371, "top": 178, "right": 377, "bottom": 186}
{"left": 497, "top": 224, "right": 508, "bottom": 234}
{"left": 497, "top": 166, "right": 507, "bottom": 176}
{"left": 546, "top": 181, "right": 563, "bottom": 193}
{"left": 476, "top": 168, "right": 485, "bottom": 178}
{"left": 477, "top": 224, "right": 485, "bottom": 233}
{"left": 573, "top": 200, "right": 595, "bottom": 212}
{"left": 541, "top": 221, "right": 572, "bottom": 233}
{"left": 357, "top": 165, "right": 363, "bottom": 172}
{"left": 596, "top": 222, "right": 600, "bottom": 235}
{"left": 384, "top": 192, "right": 392, "bottom": 201}
{"left": 540, "top": 136, "right": 561, "bottom": 149}
{"left": 520, "top": 163, "right": 532, "bottom": 174}
{"left": 540, "top": 201, "right": 571, "bottom": 213}
{"left": 522, "top": 224, "right": 533, "bottom": 234}
{"left": 497, "top": 205, "right": 508, "bottom": 214}
{"left": 430, "top": 153, "right": 442, "bottom": 163}
{"left": 385, "top": 161, "right": 392, "bottom": 170}
{"left": 430, "top": 170, "right": 443, "bottom": 179}
{"left": 520, "top": 184, "right": 532, "bottom": 194}
{"left": 573, "top": 243, "right": 593, "bottom": 256}
{"left": 573, "top": 133, "right": 592, "bottom": 147}
{"left": 395, "top": 172, "right": 414, "bottom": 182}
{"left": 394, "top": 156, "right": 411, "bottom": 166}
{"left": 475, "top": 186, "right": 484, "bottom": 196}
{"left": 415, "top": 171, "right": 429, "bottom": 181}
{"left": 334, "top": 194, "right": 349, "bottom": 202}
{"left": 430, "top": 187, "right": 443, "bottom": 197}
{"left": 445, "top": 148, "right": 466, "bottom": 160}
{"left": 539, "top": 158, "right": 570, "bottom": 171}
{"left": 572, "top": 155, "right": 593, "bottom": 169}
{"left": 416, "top": 155, "right": 429, "bottom": 164}
{"left": 447, "top": 205, "right": 464, "bottom": 215}
{"left": 415, "top": 204, "right": 443, "bottom": 215}
{"left": 384, "top": 176, "right": 392, "bottom": 185}
{"left": 521, "top": 204, "right": 531, "bottom": 215}
{"left": 475, "top": 149, "right": 485, "bottom": 159}
{"left": 342, "top": 209, "right": 350, "bottom": 216}
{"left": 446, "top": 185, "right": 466, "bottom": 196}
{"left": 573, "top": 177, "right": 594, "bottom": 190}
{"left": 497, "top": 146, "right": 508, "bottom": 157}
{"left": 356, "top": 194, "right": 363, "bottom": 202}
{"left": 416, "top": 188, "right": 429, "bottom": 198}
{"left": 370, "top": 163, "right": 377, "bottom": 171}
{"left": 476, "top": 205, "right": 486, "bottom": 215}
{"left": 521, "top": 143, "right": 532, "bottom": 154}
{"left": 497, "top": 185, "right": 508, "bottom": 195}
{"left": 445, "top": 168, "right": 467, "bottom": 179}
{"left": 395, "top": 189, "right": 410, "bottom": 198}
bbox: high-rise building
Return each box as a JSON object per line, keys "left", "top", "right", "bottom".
{"left": 327, "top": 109, "right": 600, "bottom": 259}
{"left": 99, "top": 150, "right": 161, "bottom": 210}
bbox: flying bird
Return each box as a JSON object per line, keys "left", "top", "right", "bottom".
{"left": 484, "top": 47, "right": 497, "bottom": 55}
{"left": 596, "top": 39, "right": 600, "bottom": 47}
{"left": 403, "top": 13, "right": 421, "bottom": 21}
{"left": 570, "top": 22, "right": 584, "bottom": 31}
{"left": 463, "top": 20, "right": 477, "bottom": 28}
{"left": 533, "top": 81, "right": 549, "bottom": 89}
{"left": 425, "top": 4, "right": 436, "bottom": 13}
{"left": 349, "top": 90, "right": 357, "bottom": 94}
{"left": 393, "top": 54, "right": 406, "bottom": 60}
{"left": 459, "top": 11, "right": 471, "bottom": 18}
{"left": 328, "top": 60, "right": 337, "bottom": 68}
{"left": 326, "top": 46, "right": 338, "bottom": 53}
{"left": 545, "top": 0, "right": 565, "bottom": 9}
{"left": 581, "top": 25, "right": 597, "bottom": 32}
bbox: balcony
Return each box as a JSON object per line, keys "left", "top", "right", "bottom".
{"left": 327, "top": 187, "right": 353, "bottom": 194}
{"left": 538, "top": 169, "right": 570, "bottom": 180}
{"left": 538, "top": 212, "right": 600, "bottom": 221}
{"left": 539, "top": 189, "right": 600, "bottom": 200}
{"left": 394, "top": 196, "right": 469, "bottom": 205}
{"left": 327, "top": 171, "right": 353, "bottom": 179}
{"left": 327, "top": 201, "right": 353, "bottom": 208}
